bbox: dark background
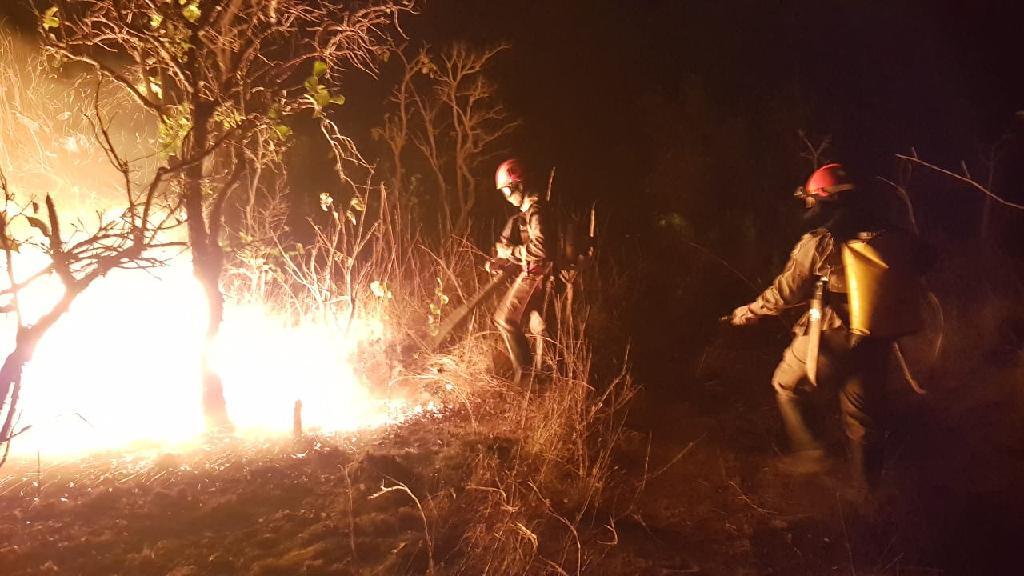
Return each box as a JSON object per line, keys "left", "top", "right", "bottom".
{"left": 410, "top": 0, "right": 1023, "bottom": 209}
{"left": 403, "top": 0, "right": 1024, "bottom": 386}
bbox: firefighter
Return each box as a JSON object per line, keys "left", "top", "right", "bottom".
{"left": 729, "top": 163, "right": 898, "bottom": 495}
{"left": 491, "top": 158, "right": 552, "bottom": 381}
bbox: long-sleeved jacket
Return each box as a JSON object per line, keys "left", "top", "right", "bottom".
{"left": 749, "top": 228, "right": 848, "bottom": 335}
{"left": 498, "top": 199, "right": 551, "bottom": 274}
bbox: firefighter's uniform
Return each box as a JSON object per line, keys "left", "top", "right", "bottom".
{"left": 739, "top": 228, "right": 892, "bottom": 490}
{"left": 493, "top": 198, "right": 552, "bottom": 375}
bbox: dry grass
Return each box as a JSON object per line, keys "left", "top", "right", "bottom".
{"left": 219, "top": 163, "right": 639, "bottom": 574}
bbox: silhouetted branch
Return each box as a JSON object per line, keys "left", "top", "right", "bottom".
{"left": 895, "top": 152, "right": 1024, "bottom": 210}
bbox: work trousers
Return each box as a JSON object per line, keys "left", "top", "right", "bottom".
{"left": 772, "top": 329, "right": 892, "bottom": 489}
{"left": 494, "top": 271, "right": 548, "bottom": 375}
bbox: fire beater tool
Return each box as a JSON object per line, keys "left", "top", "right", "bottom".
{"left": 424, "top": 261, "right": 516, "bottom": 352}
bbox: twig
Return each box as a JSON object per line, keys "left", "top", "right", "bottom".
{"left": 893, "top": 342, "right": 927, "bottom": 396}
{"left": 896, "top": 153, "right": 1024, "bottom": 210}
{"left": 649, "top": 433, "right": 705, "bottom": 480}
{"left": 528, "top": 480, "right": 581, "bottom": 576}
{"left": 876, "top": 176, "right": 919, "bottom": 234}
{"left": 370, "top": 478, "right": 434, "bottom": 575}
{"left": 341, "top": 462, "right": 358, "bottom": 561}
{"left": 728, "top": 480, "right": 778, "bottom": 515}
{"left": 835, "top": 492, "right": 858, "bottom": 576}
{"left": 677, "top": 238, "right": 757, "bottom": 291}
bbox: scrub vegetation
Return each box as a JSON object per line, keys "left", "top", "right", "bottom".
{"left": 1, "top": 1, "right": 1023, "bottom": 575}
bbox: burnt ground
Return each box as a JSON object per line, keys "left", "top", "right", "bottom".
{"left": 622, "top": 334, "right": 1024, "bottom": 576}
{"left": 1, "top": 344, "right": 1022, "bottom": 576}
{"left": 0, "top": 414, "right": 482, "bottom": 576}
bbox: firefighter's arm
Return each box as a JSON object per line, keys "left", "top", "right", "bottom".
{"left": 744, "top": 232, "right": 822, "bottom": 318}
{"left": 495, "top": 215, "right": 517, "bottom": 259}
{"left": 495, "top": 242, "right": 513, "bottom": 259}
{"left": 511, "top": 207, "right": 547, "bottom": 263}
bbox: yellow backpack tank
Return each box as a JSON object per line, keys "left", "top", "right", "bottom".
{"left": 842, "top": 230, "right": 926, "bottom": 338}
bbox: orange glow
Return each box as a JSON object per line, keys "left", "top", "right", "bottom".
{"left": 4, "top": 253, "right": 425, "bottom": 459}
{"left": 0, "top": 40, "right": 430, "bottom": 460}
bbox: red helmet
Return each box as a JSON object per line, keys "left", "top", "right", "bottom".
{"left": 495, "top": 158, "right": 525, "bottom": 190}
{"left": 801, "top": 163, "right": 856, "bottom": 199}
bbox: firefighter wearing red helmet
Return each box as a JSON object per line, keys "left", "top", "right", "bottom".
{"left": 729, "top": 163, "right": 899, "bottom": 500}
{"left": 491, "top": 158, "right": 552, "bottom": 381}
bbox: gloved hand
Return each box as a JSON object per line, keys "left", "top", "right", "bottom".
{"left": 485, "top": 257, "right": 514, "bottom": 275}
{"left": 729, "top": 304, "right": 759, "bottom": 326}
{"left": 495, "top": 242, "right": 513, "bottom": 260}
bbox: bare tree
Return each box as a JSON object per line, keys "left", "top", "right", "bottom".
{"left": 0, "top": 47, "right": 183, "bottom": 460}
{"left": 896, "top": 150, "right": 1024, "bottom": 213}
{"left": 797, "top": 129, "right": 832, "bottom": 170}
{"left": 383, "top": 43, "right": 518, "bottom": 236}
{"left": 39, "top": 0, "right": 412, "bottom": 429}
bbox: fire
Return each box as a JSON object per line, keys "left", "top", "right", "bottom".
{"left": 3, "top": 253, "right": 412, "bottom": 459}
{"left": 0, "top": 38, "right": 428, "bottom": 461}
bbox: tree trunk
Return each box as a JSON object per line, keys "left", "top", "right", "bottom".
{"left": 0, "top": 289, "right": 77, "bottom": 444}
{"left": 196, "top": 254, "right": 232, "bottom": 432}
{"left": 0, "top": 348, "right": 28, "bottom": 444}
{"left": 183, "top": 107, "right": 233, "bottom": 433}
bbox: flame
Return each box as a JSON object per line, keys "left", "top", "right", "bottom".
{"left": 3, "top": 252, "right": 413, "bottom": 459}
{"left": 0, "top": 40, "right": 427, "bottom": 460}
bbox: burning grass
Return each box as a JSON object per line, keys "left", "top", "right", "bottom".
{"left": 0, "top": 122, "right": 641, "bottom": 571}
{"left": 0, "top": 26, "right": 642, "bottom": 574}
{"left": 0, "top": 268, "right": 643, "bottom": 575}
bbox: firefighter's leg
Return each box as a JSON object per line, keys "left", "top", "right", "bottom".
{"left": 528, "top": 310, "right": 546, "bottom": 371}
{"left": 839, "top": 339, "right": 891, "bottom": 491}
{"left": 528, "top": 277, "right": 552, "bottom": 371}
{"left": 494, "top": 274, "right": 541, "bottom": 377}
{"left": 772, "top": 335, "right": 825, "bottom": 454}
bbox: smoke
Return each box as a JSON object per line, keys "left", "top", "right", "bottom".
{"left": 0, "top": 29, "right": 156, "bottom": 221}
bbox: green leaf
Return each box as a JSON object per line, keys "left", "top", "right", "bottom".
{"left": 329, "top": 94, "right": 346, "bottom": 106}
{"left": 182, "top": 1, "right": 200, "bottom": 23}
{"left": 274, "top": 124, "right": 292, "bottom": 140}
{"left": 150, "top": 12, "right": 164, "bottom": 29}
{"left": 349, "top": 196, "right": 365, "bottom": 212}
{"left": 314, "top": 86, "right": 330, "bottom": 109}
{"left": 41, "top": 6, "right": 60, "bottom": 30}
{"left": 312, "top": 60, "right": 328, "bottom": 80}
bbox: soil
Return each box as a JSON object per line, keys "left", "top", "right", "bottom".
{"left": 622, "top": 338, "right": 1024, "bottom": 576}
{"left": 2, "top": 345, "right": 1021, "bottom": 576}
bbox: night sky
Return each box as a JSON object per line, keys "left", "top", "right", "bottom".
{"left": 409, "top": 1, "right": 1023, "bottom": 216}
{"left": 401, "top": 0, "right": 1024, "bottom": 382}
{"left": 3, "top": 1, "right": 1020, "bottom": 224}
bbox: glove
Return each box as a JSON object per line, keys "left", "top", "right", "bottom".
{"left": 495, "top": 243, "right": 513, "bottom": 260}
{"left": 485, "top": 257, "right": 514, "bottom": 275}
{"left": 729, "top": 304, "right": 759, "bottom": 326}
